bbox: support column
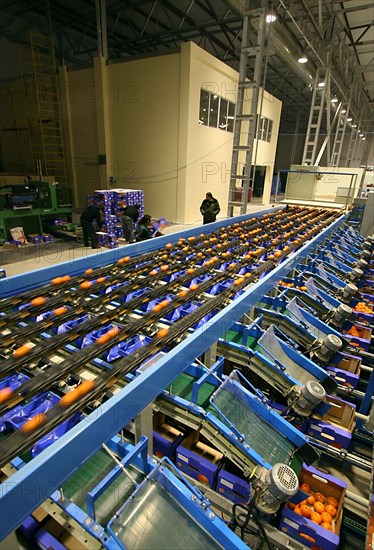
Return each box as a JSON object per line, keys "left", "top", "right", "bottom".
{"left": 58, "top": 66, "right": 78, "bottom": 205}
{"left": 93, "top": 56, "right": 111, "bottom": 189}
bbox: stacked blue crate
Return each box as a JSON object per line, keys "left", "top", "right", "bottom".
{"left": 88, "top": 189, "right": 145, "bottom": 246}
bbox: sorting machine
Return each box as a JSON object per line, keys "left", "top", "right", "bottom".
{"left": 0, "top": 205, "right": 373, "bottom": 549}
{"left": 0, "top": 180, "right": 72, "bottom": 241}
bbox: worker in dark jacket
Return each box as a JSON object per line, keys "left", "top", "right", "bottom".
{"left": 80, "top": 203, "right": 102, "bottom": 248}
{"left": 135, "top": 215, "right": 153, "bottom": 242}
{"left": 200, "top": 192, "right": 220, "bottom": 224}
{"left": 120, "top": 203, "right": 140, "bottom": 243}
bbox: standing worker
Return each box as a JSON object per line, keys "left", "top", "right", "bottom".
{"left": 120, "top": 203, "right": 140, "bottom": 243}
{"left": 80, "top": 201, "right": 102, "bottom": 249}
{"left": 200, "top": 192, "right": 220, "bottom": 224}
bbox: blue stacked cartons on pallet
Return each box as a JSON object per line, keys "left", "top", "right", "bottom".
{"left": 88, "top": 189, "right": 145, "bottom": 247}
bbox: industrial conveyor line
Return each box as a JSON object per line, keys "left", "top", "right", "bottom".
{"left": 0, "top": 208, "right": 282, "bottom": 311}
{"left": 0, "top": 208, "right": 314, "bottom": 332}
{"left": 0, "top": 256, "right": 259, "bottom": 412}
{"left": 0, "top": 210, "right": 336, "bottom": 397}
{"left": 0, "top": 207, "right": 348, "bottom": 539}
{"left": 0, "top": 258, "right": 280, "bottom": 469}
{"left": 0, "top": 206, "right": 330, "bottom": 316}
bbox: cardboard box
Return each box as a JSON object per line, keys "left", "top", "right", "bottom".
{"left": 327, "top": 353, "right": 361, "bottom": 388}
{"left": 279, "top": 465, "right": 346, "bottom": 550}
{"left": 2, "top": 242, "right": 17, "bottom": 250}
{"left": 153, "top": 412, "right": 184, "bottom": 460}
{"left": 216, "top": 460, "right": 250, "bottom": 504}
{"left": 176, "top": 430, "right": 223, "bottom": 488}
{"left": 307, "top": 395, "right": 355, "bottom": 449}
{"left": 342, "top": 325, "right": 372, "bottom": 351}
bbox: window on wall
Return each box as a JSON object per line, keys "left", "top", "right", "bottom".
{"left": 199, "top": 90, "right": 209, "bottom": 126}
{"left": 256, "top": 115, "right": 274, "bottom": 143}
{"left": 199, "top": 89, "right": 235, "bottom": 133}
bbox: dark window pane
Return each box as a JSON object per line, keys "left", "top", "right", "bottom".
{"left": 199, "top": 90, "right": 209, "bottom": 126}
{"left": 227, "top": 101, "right": 235, "bottom": 132}
{"left": 267, "top": 119, "right": 273, "bottom": 142}
{"left": 209, "top": 94, "right": 219, "bottom": 128}
{"left": 219, "top": 98, "right": 228, "bottom": 130}
{"left": 263, "top": 118, "right": 269, "bottom": 142}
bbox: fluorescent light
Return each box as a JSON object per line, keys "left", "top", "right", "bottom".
{"left": 298, "top": 54, "right": 308, "bottom": 64}
{"left": 342, "top": 109, "right": 346, "bottom": 114}
{"left": 331, "top": 96, "right": 338, "bottom": 103}
{"left": 359, "top": 133, "right": 364, "bottom": 137}
{"left": 265, "top": 12, "right": 277, "bottom": 23}
{"left": 318, "top": 82, "right": 325, "bottom": 88}
{"left": 347, "top": 117, "right": 352, "bottom": 121}
{"left": 352, "top": 124, "right": 357, "bottom": 128}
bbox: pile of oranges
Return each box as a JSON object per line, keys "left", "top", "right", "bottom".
{"left": 287, "top": 483, "right": 338, "bottom": 534}
{"left": 354, "top": 302, "right": 373, "bottom": 315}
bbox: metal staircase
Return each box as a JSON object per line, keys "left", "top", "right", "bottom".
{"left": 227, "top": 3, "right": 268, "bottom": 217}
{"left": 17, "top": 33, "right": 67, "bottom": 183}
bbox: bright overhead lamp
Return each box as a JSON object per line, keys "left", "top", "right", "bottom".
{"left": 352, "top": 124, "right": 357, "bottom": 128}
{"left": 342, "top": 109, "right": 347, "bottom": 114}
{"left": 347, "top": 117, "right": 352, "bottom": 121}
{"left": 362, "top": 137, "right": 366, "bottom": 140}
{"left": 265, "top": 11, "right": 277, "bottom": 23}
{"left": 331, "top": 96, "right": 338, "bottom": 103}
{"left": 298, "top": 54, "right": 308, "bottom": 64}
{"left": 318, "top": 82, "right": 325, "bottom": 88}
{"left": 359, "top": 133, "right": 364, "bottom": 137}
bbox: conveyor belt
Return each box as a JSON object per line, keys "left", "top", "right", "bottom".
{"left": 0, "top": 207, "right": 340, "bottom": 469}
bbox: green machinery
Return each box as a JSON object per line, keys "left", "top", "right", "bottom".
{"left": 0, "top": 180, "right": 72, "bottom": 241}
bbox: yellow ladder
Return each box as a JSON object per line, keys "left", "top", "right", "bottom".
{"left": 18, "top": 33, "right": 67, "bottom": 183}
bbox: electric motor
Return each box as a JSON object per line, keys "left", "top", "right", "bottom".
{"left": 356, "top": 259, "right": 368, "bottom": 271}
{"left": 363, "top": 238, "right": 374, "bottom": 251}
{"left": 331, "top": 303, "right": 353, "bottom": 326}
{"left": 315, "top": 334, "right": 342, "bottom": 362}
{"left": 348, "top": 267, "right": 364, "bottom": 283}
{"left": 340, "top": 283, "right": 359, "bottom": 303}
{"left": 291, "top": 381, "right": 326, "bottom": 417}
{"left": 360, "top": 250, "right": 371, "bottom": 261}
{"left": 255, "top": 464, "right": 299, "bottom": 515}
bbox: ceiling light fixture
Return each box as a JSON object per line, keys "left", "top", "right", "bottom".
{"left": 265, "top": 11, "right": 277, "bottom": 23}
{"left": 362, "top": 137, "right": 366, "bottom": 140}
{"left": 318, "top": 82, "right": 325, "bottom": 88}
{"left": 359, "top": 133, "right": 364, "bottom": 137}
{"left": 298, "top": 54, "right": 308, "bottom": 64}
{"left": 342, "top": 109, "right": 347, "bottom": 114}
{"left": 331, "top": 96, "right": 338, "bottom": 103}
{"left": 347, "top": 117, "right": 352, "bottom": 121}
{"left": 352, "top": 124, "right": 357, "bottom": 128}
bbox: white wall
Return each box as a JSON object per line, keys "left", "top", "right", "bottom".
{"left": 182, "top": 42, "right": 282, "bottom": 222}
{"left": 315, "top": 166, "right": 364, "bottom": 200}
{"left": 108, "top": 54, "right": 181, "bottom": 222}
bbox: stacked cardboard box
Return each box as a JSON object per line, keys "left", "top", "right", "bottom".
{"left": 87, "top": 189, "right": 145, "bottom": 246}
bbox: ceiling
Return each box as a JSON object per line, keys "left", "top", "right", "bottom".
{"left": 1, "top": 0, "right": 373, "bottom": 143}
